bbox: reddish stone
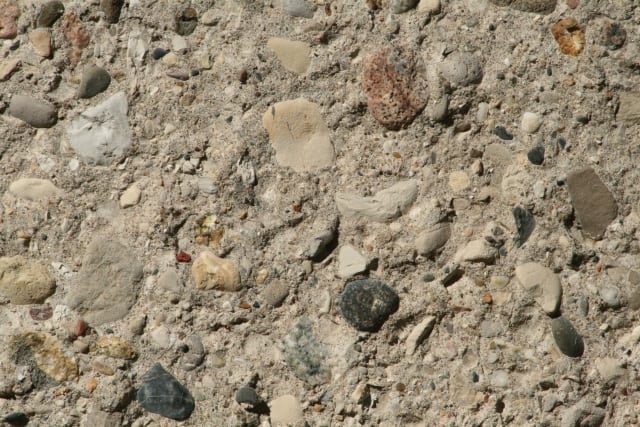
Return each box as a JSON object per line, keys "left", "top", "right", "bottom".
{"left": 362, "top": 46, "right": 428, "bottom": 130}
{"left": 176, "top": 250, "right": 192, "bottom": 262}
{"left": 29, "top": 305, "right": 53, "bottom": 321}
{"left": 73, "top": 319, "right": 89, "bottom": 337}
{"left": 0, "top": 0, "right": 19, "bottom": 39}
{"left": 62, "top": 12, "right": 90, "bottom": 66}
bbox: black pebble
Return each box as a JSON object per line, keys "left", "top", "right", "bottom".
{"left": 527, "top": 145, "right": 545, "bottom": 165}
{"left": 339, "top": 279, "right": 399, "bottom": 332}
{"left": 513, "top": 205, "right": 535, "bottom": 247}
{"left": 37, "top": 1, "right": 64, "bottom": 27}
{"left": 151, "top": 47, "right": 168, "bottom": 60}
{"left": 137, "top": 363, "right": 195, "bottom": 420}
{"left": 551, "top": 316, "right": 584, "bottom": 358}
{"left": 604, "top": 22, "right": 626, "bottom": 50}
{"left": 494, "top": 126, "right": 513, "bottom": 140}
{"left": 235, "top": 386, "right": 260, "bottom": 406}
{"left": 2, "top": 412, "right": 28, "bottom": 426}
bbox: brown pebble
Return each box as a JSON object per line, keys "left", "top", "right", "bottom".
{"left": 239, "top": 300, "right": 251, "bottom": 309}
{"left": 565, "top": 0, "right": 579, "bottom": 8}
{"left": 482, "top": 292, "right": 493, "bottom": 304}
{"left": 0, "top": 0, "right": 19, "bottom": 39}
{"left": 551, "top": 18, "right": 585, "bottom": 56}
{"left": 86, "top": 377, "right": 98, "bottom": 393}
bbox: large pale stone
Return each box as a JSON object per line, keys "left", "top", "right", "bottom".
{"left": 515, "top": 262, "right": 562, "bottom": 316}
{"left": 415, "top": 223, "right": 450, "bottom": 256}
{"left": 0, "top": 256, "right": 56, "bottom": 304}
{"left": 12, "top": 332, "right": 78, "bottom": 382}
{"left": 336, "top": 180, "right": 419, "bottom": 223}
{"left": 262, "top": 98, "right": 334, "bottom": 172}
{"left": 9, "top": 178, "right": 62, "bottom": 200}
{"left": 191, "top": 251, "right": 242, "bottom": 291}
{"left": 267, "top": 37, "right": 310, "bottom": 74}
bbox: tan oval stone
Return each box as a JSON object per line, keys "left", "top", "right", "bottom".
{"left": 90, "top": 336, "right": 138, "bottom": 359}
{"left": 267, "top": 37, "right": 311, "bottom": 74}
{"left": 191, "top": 251, "right": 242, "bottom": 291}
{"left": 0, "top": 256, "right": 56, "bottom": 304}
{"left": 29, "top": 28, "right": 52, "bottom": 57}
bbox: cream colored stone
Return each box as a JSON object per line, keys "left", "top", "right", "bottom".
{"left": 267, "top": 37, "right": 311, "bottom": 74}
{"left": 263, "top": 98, "right": 334, "bottom": 172}
{"left": 270, "top": 394, "right": 303, "bottom": 426}
{"left": 29, "top": 28, "right": 52, "bottom": 57}
{"left": 0, "top": 256, "right": 56, "bottom": 304}
{"left": 449, "top": 171, "right": 470, "bottom": 193}
{"left": 120, "top": 184, "right": 141, "bottom": 208}
{"left": 191, "top": 251, "right": 242, "bottom": 291}
{"left": 9, "top": 178, "right": 62, "bottom": 201}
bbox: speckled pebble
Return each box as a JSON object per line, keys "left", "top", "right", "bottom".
{"left": 339, "top": 279, "right": 399, "bottom": 332}
{"left": 551, "top": 316, "right": 584, "bottom": 358}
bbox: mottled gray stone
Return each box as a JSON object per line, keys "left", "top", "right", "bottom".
{"left": 489, "top": 0, "right": 556, "bottom": 14}
{"left": 566, "top": 167, "right": 618, "bottom": 239}
{"left": 339, "top": 279, "right": 399, "bottom": 332}
{"left": 137, "top": 364, "right": 194, "bottom": 420}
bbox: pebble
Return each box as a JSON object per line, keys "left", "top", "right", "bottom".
{"left": 200, "top": 9, "right": 218, "bottom": 26}
{"left": 449, "top": 171, "right": 470, "bottom": 193}
{"left": 515, "top": 263, "right": 562, "bottom": 316}
{"left": 262, "top": 98, "right": 335, "bottom": 172}
{"left": 150, "top": 326, "right": 172, "bottom": 349}
{"left": 269, "top": 395, "right": 303, "bottom": 426}
{"left": 415, "top": 223, "right": 451, "bottom": 257}
{"left": 561, "top": 400, "right": 605, "bottom": 427}
{"left": 521, "top": 112, "right": 542, "bottom": 133}
{"left": 66, "top": 238, "right": 144, "bottom": 325}
{"left": 566, "top": 167, "right": 618, "bottom": 239}
{"left": 37, "top": 1, "right": 65, "bottom": 27}
{"left": 101, "top": 0, "right": 124, "bottom": 23}
{"left": 454, "top": 240, "right": 496, "bottom": 264}
{"left": 8, "top": 178, "right": 62, "bottom": 201}
{"left": 0, "top": 58, "right": 20, "bottom": 81}
{"left": 308, "top": 227, "right": 338, "bottom": 261}
{"left": 600, "top": 287, "right": 622, "bottom": 309}
{"left": 267, "top": 38, "right": 310, "bottom": 74}
{"left": 339, "top": 279, "right": 399, "bottom": 332}
{"left": 158, "top": 268, "right": 181, "bottom": 293}
{"left": 12, "top": 332, "right": 78, "bottom": 381}
{"left": 150, "top": 47, "right": 168, "bottom": 60}
{"left": 362, "top": 46, "right": 428, "bottom": 130}
{"left": 29, "top": 29, "right": 53, "bottom": 58}
{"left": 390, "top": 0, "right": 419, "bottom": 13}
{"left": 2, "top": 412, "right": 28, "bottom": 424}
{"left": 128, "top": 315, "right": 147, "bottom": 336}
{"left": 174, "top": 7, "right": 197, "bottom": 36}
{"left": 0, "top": 256, "right": 56, "bottom": 304}
{"left": 180, "top": 335, "right": 205, "bottom": 371}
{"left": 263, "top": 282, "right": 290, "bottom": 307}
{"left": 418, "top": 0, "right": 441, "bottom": 13}
{"left": 602, "top": 21, "right": 626, "bottom": 50}
{"left": 137, "top": 363, "right": 195, "bottom": 420}
{"left": 338, "top": 245, "right": 367, "bottom": 278}
{"left": 551, "top": 18, "right": 585, "bottom": 56}
{"left": 281, "top": 0, "right": 316, "bottom": 18}
{"left": 551, "top": 316, "right": 584, "bottom": 358}
{"left": 512, "top": 205, "right": 535, "bottom": 247}
{"left": 62, "top": 12, "right": 91, "bottom": 65}
{"left": 281, "top": 319, "right": 328, "bottom": 384}
{"left": 488, "top": 0, "right": 557, "bottom": 14}
{"left": 527, "top": 145, "right": 545, "bottom": 165}
{"left": 90, "top": 336, "right": 138, "bottom": 359}
{"left": 9, "top": 95, "right": 58, "bottom": 128}
{"left": 479, "top": 320, "right": 503, "bottom": 338}
{"left": 617, "top": 92, "right": 640, "bottom": 124}
{"left": 191, "top": 251, "right": 242, "bottom": 291}
{"left": 236, "top": 385, "right": 261, "bottom": 407}
{"left": 489, "top": 370, "right": 510, "bottom": 388}
{"left": 120, "top": 184, "right": 141, "bottom": 208}
{"left": 78, "top": 65, "right": 111, "bottom": 99}
{"left": 68, "top": 92, "right": 132, "bottom": 165}
{"left": 335, "top": 180, "right": 418, "bottom": 223}
{"left": 166, "top": 69, "right": 190, "bottom": 81}
{"left": 405, "top": 316, "right": 436, "bottom": 356}
{"left": 493, "top": 125, "right": 513, "bottom": 140}
{"left": 595, "top": 357, "right": 626, "bottom": 383}
{"left": 439, "top": 52, "right": 483, "bottom": 86}
{"left": 0, "top": 0, "right": 19, "bottom": 39}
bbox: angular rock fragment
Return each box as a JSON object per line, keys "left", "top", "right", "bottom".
{"left": 281, "top": 318, "right": 328, "bottom": 384}
{"left": 551, "top": 18, "right": 585, "bottom": 56}
{"left": 566, "top": 167, "right": 618, "bottom": 239}
{"left": 515, "top": 262, "right": 562, "bottom": 316}
{"left": 0, "top": 256, "right": 56, "bottom": 305}
{"left": 489, "top": 0, "right": 556, "bottom": 14}
{"left": 336, "top": 180, "right": 418, "bottom": 223}
{"left": 267, "top": 38, "right": 310, "bottom": 74}
{"left": 191, "top": 251, "right": 242, "bottom": 291}
{"left": 137, "top": 364, "right": 195, "bottom": 420}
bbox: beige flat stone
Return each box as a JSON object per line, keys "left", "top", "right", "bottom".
{"left": 267, "top": 37, "right": 311, "bottom": 74}
{"left": 9, "top": 178, "right": 62, "bottom": 201}
{"left": 191, "top": 251, "right": 242, "bottom": 291}
{"left": 29, "top": 28, "right": 52, "bottom": 57}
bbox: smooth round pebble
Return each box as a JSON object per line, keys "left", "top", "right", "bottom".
{"left": 37, "top": 0, "right": 65, "bottom": 27}
{"left": 493, "top": 125, "right": 513, "bottom": 140}
{"left": 151, "top": 47, "right": 168, "bottom": 60}
{"left": 439, "top": 52, "right": 483, "bottom": 86}
{"left": 339, "top": 279, "right": 399, "bottom": 332}
{"left": 551, "top": 316, "right": 584, "bottom": 358}
{"left": 78, "top": 65, "right": 111, "bottom": 99}
{"left": 9, "top": 95, "right": 57, "bottom": 128}
{"left": 527, "top": 145, "right": 545, "bottom": 165}
{"left": 521, "top": 112, "right": 542, "bottom": 133}
{"left": 600, "top": 287, "right": 622, "bottom": 309}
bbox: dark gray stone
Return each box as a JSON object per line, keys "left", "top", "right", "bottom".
{"left": 339, "top": 279, "right": 399, "bottom": 332}
{"left": 150, "top": 47, "right": 168, "bottom": 60}
{"left": 175, "top": 7, "right": 198, "bottom": 36}
{"left": 513, "top": 205, "right": 535, "bottom": 247}
{"left": 551, "top": 316, "right": 584, "bottom": 358}
{"left": 9, "top": 95, "right": 57, "bottom": 128}
{"left": 137, "top": 364, "right": 194, "bottom": 420}
{"left": 489, "top": 0, "right": 556, "bottom": 14}
{"left": 493, "top": 126, "right": 513, "bottom": 140}
{"left": 527, "top": 145, "right": 545, "bottom": 165}
{"left": 566, "top": 167, "right": 618, "bottom": 240}
{"left": 37, "top": 1, "right": 65, "bottom": 27}
{"left": 602, "top": 21, "right": 626, "bottom": 50}
{"left": 235, "top": 386, "right": 260, "bottom": 406}
{"left": 78, "top": 66, "right": 111, "bottom": 99}
{"left": 101, "top": 0, "right": 124, "bottom": 23}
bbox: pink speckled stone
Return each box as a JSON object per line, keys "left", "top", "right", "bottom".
{"left": 0, "top": 0, "right": 20, "bottom": 39}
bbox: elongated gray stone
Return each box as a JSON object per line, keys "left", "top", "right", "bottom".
{"left": 9, "top": 95, "right": 57, "bottom": 128}
{"left": 551, "top": 316, "right": 584, "bottom": 358}
{"left": 336, "top": 180, "right": 418, "bottom": 223}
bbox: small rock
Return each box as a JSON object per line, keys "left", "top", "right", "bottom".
{"left": 0, "top": 256, "right": 56, "bottom": 304}
{"left": 595, "top": 357, "right": 626, "bottom": 383}
{"left": 561, "top": 400, "right": 605, "bottom": 427}
{"left": 454, "top": 240, "right": 496, "bottom": 264}
{"left": 415, "top": 223, "right": 450, "bottom": 257}
{"left": 267, "top": 38, "right": 310, "bottom": 74}
{"left": 551, "top": 17, "right": 585, "bottom": 56}
{"left": 150, "top": 47, "right": 168, "bottom": 60}
{"left": 390, "top": 0, "right": 419, "bottom": 13}
{"left": 527, "top": 145, "right": 545, "bottom": 165}
{"left": 281, "top": 318, "right": 328, "bottom": 384}
{"left": 515, "top": 262, "right": 562, "bottom": 316}
{"left": 90, "top": 336, "right": 137, "bottom": 359}
{"left": 263, "top": 282, "right": 289, "bottom": 308}
{"left": 362, "top": 46, "right": 428, "bottom": 130}
{"left": 12, "top": 332, "right": 78, "bottom": 382}
{"left": 309, "top": 227, "right": 338, "bottom": 261}
{"left": 336, "top": 180, "right": 419, "bottom": 223}
{"left": 542, "top": 394, "right": 561, "bottom": 412}
{"left": 158, "top": 269, "right": 181, "bottom": 293}
{"left": 37, "top": 1, "right": 65, "bottom": 27}
{"left": 101, "top": 0, "right": 124, "bottom": 23}
{"left": 566, "top": 167, "right": 618, "bottom": 239}
{"left": 282, "top": 0, "right": 316, "bottom": 18}
{"left": 418, "top": 0, "right": 441, "bottom": 13}
{"left": 0, "top": 58, "right": 20, "bottom": 81}
{"left": 480, "top": 320, "right": 503, "bottom": 338}
{"left": 120, "top": 184, "right": 141, "bottom": 208}
{"left": 0, "top": 0, "right": 19, "bottom": 39}
{"left": 439, "top": 52, "right": 483, "bottom": 86}
{"left": 68, "top": 92, "right": 131, "bottom": 165}
{"left": 449, "top": 171, "right": 470, "bottom": 193}
{"left": 137, "top": 363, "right": 195, "bottom": 420}
{"left": 617, "top": 92, "right": 640, "bottom": 125}
{"left": 270, "top": 395, "right": 303, "bottom": 425}
{"left": 489, "top": 0, "right": 557, "bottom": 14}
{"left": 180, "top": 335, "right": 205, "bottom": 371}
{"left": 78, "top": 65, "right": 111, "bottom": 99}
{"left": 338, "top": 245, "right": 367, "bottom": 278}
{"left": 29, "top": 29, "right": 53, "bottom": 57}
{"left": 339, "top": 279, "right": 399, "bottom": 332}
{"left": 8, "top": 178, "right": 62, "bottom": 201}
{"left": 405, "top": 316, "right": 436, "bottom": 356}
{"left": 521, "top": 112, "right": 542, "bottom": 133}
{"left": 200, "top": 9, "right": 218, "bottom": 26}
{"left": 600, "top": 287, "right": 622, "bottom": 309}
{"left": 236, "top": 386, "right": 261, "bottom": 406}
{"left": 513, "top": 205, "right": 535, "bottom": 247}
{"left": 493, "top": 125, "right": 513, "bottom": 140}
{"left": 490, "top": 370, "right": 510, "bottom": 388}
{"left": 602, "top": 21, "right": 626, "bottom": 50}
{"left": 128, "top": 315, "right": 146, "bottom": 335}
{"left": 9, "top": 95, "right": 58, "bottom": 128}
{"left": 191, "top": 251, "right": 242, "bottom": 291}
{"left": 2, "top": 412, "right": 28, "bottom": 425}
{"left": 174, "top": 7, "right": 198, "bottom": 36}
{"left": 551, "top": 316, "right": 584, "bottom": 358}
{"left": 262, "top": 98, "right": 335, "bottom": 172}
{"left": 62, "top": 12, "right": 91, "bottom": 65}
